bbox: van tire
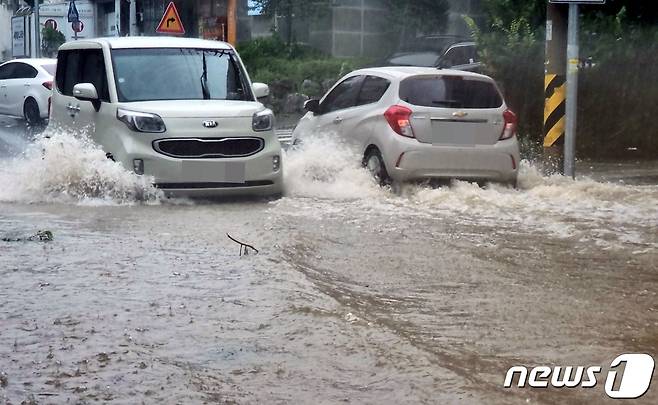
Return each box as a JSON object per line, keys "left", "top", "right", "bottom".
{"left": 23, "top": 98, "right": 42, "bottom": 125}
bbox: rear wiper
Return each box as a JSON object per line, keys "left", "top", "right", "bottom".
{"left": 200, "top": 51, "right": 210, "bottom": 100}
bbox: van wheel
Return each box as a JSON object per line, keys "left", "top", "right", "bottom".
{"left": 23, "top": 98, "right": 42, "bottom": 125}
{"left": 364, "top": 149, "right": 390, "bottom": 186}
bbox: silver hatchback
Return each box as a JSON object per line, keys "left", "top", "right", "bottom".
{"left": 291, "top": 67, "right": 519, "bottom": 187}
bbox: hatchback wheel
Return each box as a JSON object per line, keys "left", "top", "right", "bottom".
{"left": 23, "top": 98, "right": 42, "bottom": 125}
{"left": 364, "top": 149, "right": 390, "bottom": 186}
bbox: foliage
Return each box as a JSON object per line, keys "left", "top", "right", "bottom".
{"left": 481, "top": 0, "right": 546, "bottom": 31}
{"left": 237, "top": 35, "right": 367, "bottom": 110}
{"left": 41, "top": 27, "right": 65, "bottom": 58}
{"left": 470, "top": 0, "right": 658, "bottom": 158}
{"left": 577, "top": 10, "right": 658, "bottom": 158}
{"left": 465, "top": 14, "right": 544, "bottom": 144}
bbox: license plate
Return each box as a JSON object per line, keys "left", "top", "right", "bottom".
{"left": 182, "top": 161, "right": 245, "bottom": 183}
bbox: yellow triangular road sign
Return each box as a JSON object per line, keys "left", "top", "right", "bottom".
{"left": 156, "top": 2, "right": 185, "bottom": 35}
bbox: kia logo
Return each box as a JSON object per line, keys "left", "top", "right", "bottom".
{"left": 202, "top": 120, "right": 218, "bottom": 128}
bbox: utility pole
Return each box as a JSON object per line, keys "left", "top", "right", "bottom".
{"left": 564, "top": 4, "right": 580, "bottom": 178}
{"left": 129, "top": 0, "right": 137, "bottom": 36}
{"left": 115, "top": 0, "right": 121, "bottom": 36}
{"left": 546, "top": 0, "right": 605, "bottom": 177}
{"left": 543, "top": 2, "right": 568, "bottom": 173}
{"left": 34, "top": 0, "right": 40, "bottom": 57}
{"left": 227, "top": 0, "right": 237, "bottom": 45}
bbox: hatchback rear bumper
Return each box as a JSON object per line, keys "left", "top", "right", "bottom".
{"left": 386, "top": 138, "right": 519, "bottom": 183}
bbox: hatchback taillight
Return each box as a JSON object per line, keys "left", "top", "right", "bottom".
{"left": 42, "top": 81, "right": 53, "bottom": 90}
{"left": 384, "top": 105, "right": 415, "bottom": 138}
{"left": 500, "top": 109, "right": 517, "bottom": 140}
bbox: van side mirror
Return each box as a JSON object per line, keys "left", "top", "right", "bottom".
{"left": 304, "top": 99, "right": 320, "bottom": 114}
{"left": 73, "top": 83, "right": 101, "bottom": 112}
{"left": 252, "top": 82, "right": 270, "bottom": 100}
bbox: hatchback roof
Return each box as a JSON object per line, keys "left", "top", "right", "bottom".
{"left": 351, "top": 66, "right": 490, "bottom": 81}
{"left": 59, "top": 36, "right": 233, "bottom": 51}
{"left": 2, "top": 58, "right": 56, "bottom": 65}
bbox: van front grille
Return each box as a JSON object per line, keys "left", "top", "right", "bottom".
{"left": 153, "top": 138, "right": 264, "bottom": 159}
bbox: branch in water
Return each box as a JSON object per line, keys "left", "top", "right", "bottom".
{"left": 226, "top": 233, "right": 259, "bottom": 256}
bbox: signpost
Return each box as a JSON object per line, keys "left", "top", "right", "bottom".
{"left": 72, "top": 20, "right": 84, "bottom": 34}
{"left": 11, "top": 16, "right": 27, "bottom": 58}
{"left": 548, "top": 0, "right": 605, "bottom": 178}
{"left": 156, "top": 2, "right": 185, "bottom": 35}
{"left": 68, "top": 0, "right": 80, "bottom": 39}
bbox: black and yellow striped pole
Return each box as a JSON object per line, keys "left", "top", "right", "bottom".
{"left": 543, "top": 2, "right": 568, "bottom": 173}
{"left": 544, "top": 74, "right": 566, "bottom": 148}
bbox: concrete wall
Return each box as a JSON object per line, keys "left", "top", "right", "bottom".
{"left": 309, "top": 0, "right": 391, "bottom": 58}
{"left": 202, "top": 0, "right": 485, "bottom": 57}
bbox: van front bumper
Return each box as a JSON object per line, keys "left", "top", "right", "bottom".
{"left": 115, "top": 133, "right": 283, "bottom": 197}
{"left": 154, "top": 177, "right": 283, "bottom": 198}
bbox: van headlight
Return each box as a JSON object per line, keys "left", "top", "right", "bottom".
{"left": 252, "top": 109, "right": 274, "bottom": 132}
{"left": 117, "top": 108, "right": 166, "bottom": 133}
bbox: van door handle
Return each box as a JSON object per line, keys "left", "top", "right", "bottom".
{"left": 333, "top": 117, "right": 343, "bottom": 124}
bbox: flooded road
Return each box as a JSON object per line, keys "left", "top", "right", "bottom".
{"left": 0, "top": 126, "right": 657, "bottom": 404}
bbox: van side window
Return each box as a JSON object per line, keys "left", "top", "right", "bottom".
{"left": 56, "top": 49, "right": 110, "bottom": 102}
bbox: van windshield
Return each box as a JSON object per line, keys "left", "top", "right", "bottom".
{"left": 111, "top": 48, "right": 253, "bottom": 102}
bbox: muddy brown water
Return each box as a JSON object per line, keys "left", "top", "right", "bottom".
{"left": 0, "top": 131, "right": 657, "bottom": 404}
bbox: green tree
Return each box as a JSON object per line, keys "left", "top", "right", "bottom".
{"left": 41, "top": 27, "right": 65, "bottom": 58}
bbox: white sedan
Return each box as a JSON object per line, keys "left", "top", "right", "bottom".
{"left": 0, "top": 58, "right": 56, "bottom": 124}
{"left": 292, "top": 67, "right": 520, "bottom": 187}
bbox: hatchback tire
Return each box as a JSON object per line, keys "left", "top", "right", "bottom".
{"left": 364, "top": 149, "right": 390, "bottom": 186}
{"left": 23, "top": 98, "right": 42, "bottom": 125}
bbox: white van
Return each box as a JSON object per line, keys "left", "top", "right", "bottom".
{"left": 49, "top": 37, "right": 282, "bottom": 197}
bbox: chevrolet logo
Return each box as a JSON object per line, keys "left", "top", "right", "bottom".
{"left": 452, "top": 111, "right": 468, "bottom": 118}
{"left": 202, "top": 120, "right": 218, "bottom": 128}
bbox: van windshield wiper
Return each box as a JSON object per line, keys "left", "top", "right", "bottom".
{"left": 200, "top": 51, "right": 210, "bottom": 100}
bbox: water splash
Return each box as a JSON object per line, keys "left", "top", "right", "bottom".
{"left": 282, "top": 136, "right": 384, "bottom": 200}
{"left": 276, "top": 138, "right": 658, "bottom": 247}
{"left": 0, "top": 129, "right": 162, "bottom": 205}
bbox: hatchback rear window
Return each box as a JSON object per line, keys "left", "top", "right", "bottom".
{"left": 399, "top": 75, "right": 502, "bottom": 109}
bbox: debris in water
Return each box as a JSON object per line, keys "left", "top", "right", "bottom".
{"left": 0, "top": 371, "right": 8, "bottom": 387}
{"left": 227, "top": 233, "right": 259, "bottom": 256}
{"left": 344, "top": 313, "right": 360, "bottom": 323}
{"left": 1, "top": 230, "right": 53, "bottom": 242}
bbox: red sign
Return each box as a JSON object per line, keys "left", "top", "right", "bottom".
{"left": 156, "top": 2, "right": 185, "bottom": 35}
{"left": 44, "top": 19, "right": 58, "bottom": 30}
{"left": 72, "top": 20, "right": 84, "bottom": 33}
